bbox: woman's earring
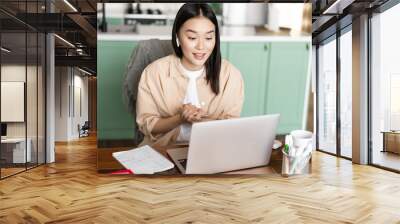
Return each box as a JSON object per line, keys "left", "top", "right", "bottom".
{"left": 176, "top": 39, "right": 180, "bottom": 47}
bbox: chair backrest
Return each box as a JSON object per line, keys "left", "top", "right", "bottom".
{"left": 122, "top": 39, "right": 174, "bottom": 144}
{"left": 82, "top": 121, "right": 90, "bottom": 129}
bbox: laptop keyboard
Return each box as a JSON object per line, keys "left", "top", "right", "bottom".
{"left": 178, "top": 159, "right": 187, "bottom": 169}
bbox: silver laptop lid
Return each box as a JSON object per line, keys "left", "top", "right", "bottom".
{"left": 186, "top": 114, "right": 280, "bottom": 174}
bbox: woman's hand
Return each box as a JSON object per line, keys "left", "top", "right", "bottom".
{"left": 181, "top": 104, "right": 208, "bottom": 123}
{"left": 151, "top": 104, "right": 207, "bottom": 135}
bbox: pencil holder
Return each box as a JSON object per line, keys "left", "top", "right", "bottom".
{"left": 281, "top": 149, "right": 311, "bottom": 177}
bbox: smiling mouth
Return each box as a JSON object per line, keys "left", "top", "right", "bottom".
{"left": 193, "top": 53, "right": 206, "bottom": 60}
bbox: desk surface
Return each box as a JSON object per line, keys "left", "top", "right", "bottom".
{"left": 381, "top": 131, "right": 400, "bottom": 134}
{"left": 98, "top": 144, "right": 291, "bottom": 175}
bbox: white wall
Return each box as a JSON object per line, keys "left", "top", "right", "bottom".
{"left": 1, "top": 82, "right": 24, "bottom": 122}
{"left": 1, "top": 65, "right": 37, "bottom": 138}
{"left": 55, "top": 66, "right": 69, "bottom": 141}
{"left": 71, "top": 72, "right": 89, "bottom": 138}
{"left": 1, "top": 65, "right": 26, "bottom": 81}
{"left": 1, "top": 63, "right": 46, "bottom": 164}
{"left": 1, "top": 66, "right": 26, "bottom": 136}
{"left": 55, "top": 67, "right": 89, "bottom": 141}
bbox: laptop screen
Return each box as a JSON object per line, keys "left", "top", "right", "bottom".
{"left": 1, "top": 123, "right": 7, "bottom": 137}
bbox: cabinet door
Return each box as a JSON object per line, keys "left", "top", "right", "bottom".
{"left": 227, "top": 42, "right": 269, "bottom": 117}
{"left": 97, "top": 41, "right": 137, "bottom": 140}
{"left": 265, "top": 42, "right": 310, "bottom": 134}
{"left": 220, "top": 42, "right": 229, "bottom": 60}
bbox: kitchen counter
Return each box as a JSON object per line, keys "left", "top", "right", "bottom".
{"left": 98, "top": 25, "right": 311, "bottom": 42}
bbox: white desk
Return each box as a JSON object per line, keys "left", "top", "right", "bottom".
{"left": 1, "top": 138, "right": 31, "bottom": 163}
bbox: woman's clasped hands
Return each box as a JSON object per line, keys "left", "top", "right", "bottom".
{"left": 180, "top": 103, "right": 208, "bottom": 123}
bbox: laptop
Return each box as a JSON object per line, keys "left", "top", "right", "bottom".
{"left": 167, "top": 114, "right": 280, "bottom": 174}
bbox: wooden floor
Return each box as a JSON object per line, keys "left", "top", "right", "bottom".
{"left": 1, "top": 135, "right": 400, "bottom": 223}
{"left": 1, "top": 163, "right": 46, "bottom": 178}
{"left": 372, "top": 150, "right": 400, "bottom": 171}
{"left": 1, "top": 167, "right": 26, "bottom": 178}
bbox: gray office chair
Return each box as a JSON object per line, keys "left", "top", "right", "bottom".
{"left": 122, "top": 39, "right": 174, "bottom": 145}
{"left": 78, "top": 121, "right": 90, "bottom": 138}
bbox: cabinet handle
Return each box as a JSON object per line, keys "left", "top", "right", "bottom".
{"left": 306, "top": 43, "right": 309, "bottom": 50}
{"left": 264, "top": 44, "right": 268, "bottom": 51}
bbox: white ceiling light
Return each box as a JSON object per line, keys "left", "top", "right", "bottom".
{"left": 1, "top": 47, "right": 11, "bottom": 53}
{"left": 323, "top": 0, "right": 355, "bottom": 15}
{"left": 63, "top": 0, "right": 78, "bottom": 12}
{"left": 78, "top": 67, "right": 92, "bottom": 76}
{"left": 54, "top": 34, "right": 75, "bottom": 48}
{"left": 76, "top": 48, "right": 85, "bottom": 55}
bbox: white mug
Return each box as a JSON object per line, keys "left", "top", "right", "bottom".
{"left": 290, "top": 130, "right": 313, "bottom": 149}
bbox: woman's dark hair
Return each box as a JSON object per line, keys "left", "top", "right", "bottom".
{"left": 172, "top": 3, "right": 221, "bottom": 95}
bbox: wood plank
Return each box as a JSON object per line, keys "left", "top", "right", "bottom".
{"left": 1, "top": 134, "right": 400, "bottom": 223}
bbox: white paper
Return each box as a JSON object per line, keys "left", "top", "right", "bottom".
{"left": 112, "top": 145, "right": 174, "bottom": 174}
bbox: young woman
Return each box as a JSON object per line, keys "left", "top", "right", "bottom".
{"left": 136, "top": 3, "right": 244, "bottom": 147}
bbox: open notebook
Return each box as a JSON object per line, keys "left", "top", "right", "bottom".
{"left": 112, "top": 145, "right": 174, "bottom": 174}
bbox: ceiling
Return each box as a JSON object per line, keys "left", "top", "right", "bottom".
{"left": 312, "top": 0, "right": 390, "bottom": 44}
{"left": 0, "top": 0, "right": 97, "bottom": 75}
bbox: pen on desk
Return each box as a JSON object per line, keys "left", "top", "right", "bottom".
{"left": 284, "top": 144, "right": 289, "bottom": 154}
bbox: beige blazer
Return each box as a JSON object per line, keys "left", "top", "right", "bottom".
{"left": 136, "top": 54, "right": 244, "bottom": 147}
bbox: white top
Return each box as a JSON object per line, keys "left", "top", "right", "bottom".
{"left": 176, "top": 61, "right": 205, "bottom": 143}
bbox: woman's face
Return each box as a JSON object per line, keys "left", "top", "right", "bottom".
{"left": 177, "top": 16, "right": 216, "bottom": 70}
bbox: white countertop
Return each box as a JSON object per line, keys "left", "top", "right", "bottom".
{"left": 98, "top": 26, "right": 311, "bottom": 42}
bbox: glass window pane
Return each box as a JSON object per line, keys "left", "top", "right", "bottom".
{"left": 1, "top": 0, "right": 46, "bottom": 179}
{"left": 25, "top": 0, "right": 38, "bottom": 169}
{"left": 371, "top": 3, "right": 400, "bottom": 171}
{"left": 1, "top": 12, "right": 28, "bottom": 177}
{"left": 340, "top": 29, "right": 352, "bottom": 158}
{"left": 38, "top": 32, "right": 45, "bottom": 165}
{"left": 27, "top": 31, "right": 38, "bottom": 169}
{"left": 318, "top": 37, "right": 337, "bottom": 154}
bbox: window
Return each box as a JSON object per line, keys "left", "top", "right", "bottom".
{"left": 390, "top": 74, "right": 400, "bottom": 130}
{"left": 339, "top": 28, "right": 352, "bottom": 158}
{"left": 371, "top": 2, "right": 400, "bottom": 171}
{"left": 0, "top": 1, "right": 46, "bottom": 179}
{"left": 318, "top": 37, "right": 337, "bottom": 154}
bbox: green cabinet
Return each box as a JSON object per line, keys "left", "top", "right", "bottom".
{"left": 227, "top": 42, "right": 269, "bottom": 117}
{"left": 225, "top": 41, "right": 310, "bottom": 134}
{"left": 97, "top": 41, "right": 137, "bottom": 140}
{"left": 97, "top": 39, "right": 310, "bottom": 142}
{"left": 265, "top": 42, "right": 310, "bottom": 134}
{"left": 97, "top": 18, "right": 124, "bottom": 26}
{"left": 220, "top": 42, "right": 229, "bottom": 60}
